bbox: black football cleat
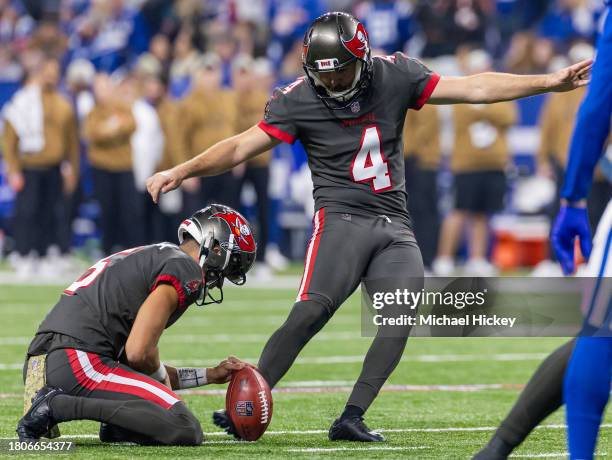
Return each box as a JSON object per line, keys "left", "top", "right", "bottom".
{"left": 328, "top": 416, "right": 385, "bottom": 442}
{"left": 16, "top": 386, "right": 63, "bottom": 442}
{"left": 99, "top": 423, "right": 157, "bottom": 445}
{"left": 212, "top": 409, "right": 240, "bottom": 439}
{"left": 472, "top": 436, "right": 513, "bottom": 460}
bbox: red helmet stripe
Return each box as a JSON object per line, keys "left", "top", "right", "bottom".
{"left": 302, "top": 43, "right": 309, "bottom": 61}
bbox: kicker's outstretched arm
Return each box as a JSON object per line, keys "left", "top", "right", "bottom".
{"left": 428, "top": 59, "right": 592, "bottom": 105}
{"left": 147, "top": 125, "right": 280, "bottom": 203}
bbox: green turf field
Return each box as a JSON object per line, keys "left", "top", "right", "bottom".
{"left": 0, "top": 284, "right": 609, "bottom": 459}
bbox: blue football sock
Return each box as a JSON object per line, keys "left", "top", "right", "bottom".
{"left": 563, "top": 336, "right": 612, "bottom": 460}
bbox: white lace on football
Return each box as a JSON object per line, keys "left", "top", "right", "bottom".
{"left": 258, "top": 389, "right": 270, "bottom": 425}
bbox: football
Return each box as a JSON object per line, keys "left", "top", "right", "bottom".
{"left": 226, "top": 366, "right": 273, "bottom": 441}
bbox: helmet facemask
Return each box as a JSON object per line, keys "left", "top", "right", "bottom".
{"left": 308, "top": 59, "right": 363, "bottom": 102}
{"left": 197, "top": 230, "right": 226, "bottom": 306}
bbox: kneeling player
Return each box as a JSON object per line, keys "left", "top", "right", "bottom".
{"left": 17, "top": 204, "right": 257, "bottom": 445}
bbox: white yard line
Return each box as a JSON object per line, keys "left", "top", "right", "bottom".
{"left": 511, "top": 453, "right": 607, "bottom": 458}
{"left": 1, "top": 424, "right": 609, "bottom": 441}
{"left": 0, "top": 332, "right": 360, "bottom": 346}
{"left": 0, "top": 352, "right": 559, "bottom": 371}
{"left": 286, "top": 446, "right": 429, "bottom": 452}
{"left": 511, "top": 454, "right": 568, "bottom": 459}
{"left": 167, "top": 353, "right": 550, "bottom": 367}
{"left": 178, "top": 383, "right": 521, "bottom": 396}
{"left": 0, "top": 273, "right": 303, "bottom": 287}
{"left": 0, "top": 383, "right": 518, "bottom": 399}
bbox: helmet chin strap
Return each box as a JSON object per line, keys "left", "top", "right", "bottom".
{"left": 312, "top": 60, "right": 362, "bottom": 102}
{"left": 196, "top": 277, "right": 224, "bottom": 306}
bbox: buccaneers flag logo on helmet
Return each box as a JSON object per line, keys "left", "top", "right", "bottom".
{"left": 212, "top": 211, "right": 257, "bottom": 253}
{"left": 342, "top": 22, "right": 368, "bottom": 60}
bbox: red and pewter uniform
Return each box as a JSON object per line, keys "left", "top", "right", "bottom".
{"left": 255, "top": 52, "right": 437, "bottom": 415}
{"left": 22, "top": 244, "right": 205, "bottom": 445}
{"left": 27, "top": 243, "right": 204, "bottom": 360}
{"left": 259, "top": 52, "right": 440, "bottom": 225}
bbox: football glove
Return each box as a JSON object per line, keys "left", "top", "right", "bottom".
{"left": 551, "top": 205, "right": 592, "bottom": 275}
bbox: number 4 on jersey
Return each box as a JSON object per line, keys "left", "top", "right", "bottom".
{"left": 351, "top": 126, "right": 392, "bottom": 192}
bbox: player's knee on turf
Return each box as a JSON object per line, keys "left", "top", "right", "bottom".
{"left": 163, "top": 403, "right": 203, "bottom": 445}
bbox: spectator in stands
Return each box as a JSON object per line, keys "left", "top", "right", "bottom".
{"left": 65, "top": 58, "right": 96, "bottom": 122}
{"left": 414, "top": 0, "right": 489, "bottom": 58}
{"left": 277, "top": 38, "right": 305, "bottom": 85}
{"left": 27, "top": 19, "right": 68, "bottom": 61}
{"left": 433, "top": 49, "right": 517, "bottom": 276}
{"left": 130, "top": 58, "right": 165, "bottom": 244}
{"left": 492, "top": 0, "right": 550, "bottom": 58}
{"left": 2, "top": 54, "right": 78, "bottom": 276}
{"left": 181, "top": 53, "right": 238, "bottom": 213}
{"left": 83, "top": 73, "right": 138, "bottom": 255}
{"left": 67, "top": 0, "right": 143, "bottom": 73}
{"left": 504, "top": 32, "right": 555, "bottom": 74}
{"left": 403, "top": 102, "right": 442, "bottom": 273}
{"left": 169, "top": 28, "right": 199, "bottom": 98}
{"left": 149, "top": 33, "right": 171, "bottom": 76}
{"left": 0, "top": 0, "right": 35, "bottom": 45}
{"left": 0, "top": 43, "right": 23, "bottom": 82}
{"left": 267, "top": 0, "right": 326, "bottom": 63}
{"left": 538, "top": 0, "right": 600, "bottom": 45}
{"left": 55, "top": 58, "right": 96, "bottom": 263}
{"left": 153, "top": 74, "right": 190, "bottom": 242}
{"left": 355, "top": 0, "right": 415, "bottom": 55}
{"left": 534, "top": 42, "right": 611, "bottom": 275}
{"left": 233, "top": 54, "right": 274, "bottom": 278}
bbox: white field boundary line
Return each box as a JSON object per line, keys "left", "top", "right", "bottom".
{"left": 177, "top": 383, "right": 525, "bottom": 396}
{"left": 511, "top": 454, "right": 607, "bottom": 458}
{"left": 0, "top": 383, "right": 525, "bottom": 399}
{"left": 1, "top": 424, "right": 610, "bottom": 440}
{"left": 0, "top": 352, "right": 551, "bottom": 371}
{"left": 0, "top": 273, "right": 584, "bottom": 292}
{"left": 0, "top": 273, "right": 303, "bottom": 288}
{"left": 4, "top": 380, "right": 609, "bottom": 397}
{"left": 0, "top": 332, "right": 364, "bottom": 346}
{"left": 0, "top": 333, "right": 566, "bottom": 347}
{"left": 286, "top": 446, "right": 429, "bottom": 452}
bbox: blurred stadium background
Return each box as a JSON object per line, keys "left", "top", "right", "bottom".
{"left": 0, "top": 0, "right": 610, "bottom": 282}
{"left": 0, "top": 2, "right": 611, "bottom": 457}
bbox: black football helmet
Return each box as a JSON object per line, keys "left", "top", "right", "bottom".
{"left": 302, "top": 12, "right": 373, "bottom": 109}
{"left": 178, "top": 204, "right": 256, "bottom": 305}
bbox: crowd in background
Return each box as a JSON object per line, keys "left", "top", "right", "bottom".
{"left": 0, "top": 0, "right": 610, "bottom": 279}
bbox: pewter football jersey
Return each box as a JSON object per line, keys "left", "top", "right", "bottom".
{"left": 259, "top": 52, "right": 440, "bottom": 223}
{"left": 27, "top": 244, "right": 204, "bottom": 359}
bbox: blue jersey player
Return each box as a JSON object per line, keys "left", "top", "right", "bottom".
{"left": 474, "top": 5, "right": 610, "bottom": 459}
{"left": 554, "top": 3, "right": 612, "bottom": 459}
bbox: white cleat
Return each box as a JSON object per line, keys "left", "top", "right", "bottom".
{"left": 463, "top": 258, "right": 498, "bottom": 277}
{"left": 432, "top": 257, "right": 455, "bottom": 277}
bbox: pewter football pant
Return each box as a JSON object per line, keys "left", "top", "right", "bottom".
{"left": 258, "top": 209, "right": 424, "bottom": 412}
{"left": 40, "top": 348, "right": 202, "bottom": 445}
